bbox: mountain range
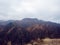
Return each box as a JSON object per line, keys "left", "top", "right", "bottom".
{"left": 0, "top": 18, "right": 60, "bottom": 45}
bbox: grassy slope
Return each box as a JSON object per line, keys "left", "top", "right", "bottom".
{"left": 26, "top": 38, "right": 60, "bottom": 45}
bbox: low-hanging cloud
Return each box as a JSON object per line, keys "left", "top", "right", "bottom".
{"left": 0, "top": 0, "right": 60, "bottom": 23}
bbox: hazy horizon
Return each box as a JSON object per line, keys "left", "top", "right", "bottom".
{"left": 0, "top": 0, "right": 60, "bottom": 23}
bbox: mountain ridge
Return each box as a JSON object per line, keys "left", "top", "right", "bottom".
{"left": 0, "top": 18, "right": 60, "bottom": 45}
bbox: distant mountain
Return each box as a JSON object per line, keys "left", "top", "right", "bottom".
{"left": 0, "top": 18, "right": 60, "bottom": 45}
{"left": 0, "top": 20, "right": 14, "bottom": 26}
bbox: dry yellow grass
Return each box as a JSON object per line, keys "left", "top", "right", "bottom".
{"left": 26, "top": 38, "right": 60, "bottom": 45}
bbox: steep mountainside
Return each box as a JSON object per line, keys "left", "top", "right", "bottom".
{"left": 0, "top": 18, "right": 60, "bottom": 45}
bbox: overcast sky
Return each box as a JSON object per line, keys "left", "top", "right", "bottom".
{"left": 0, "top": 0, "right": 60, "bottom": 23}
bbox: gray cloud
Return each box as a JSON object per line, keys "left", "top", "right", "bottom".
{"left": 0, "top": 0, "right": 60, "bottom": 23}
